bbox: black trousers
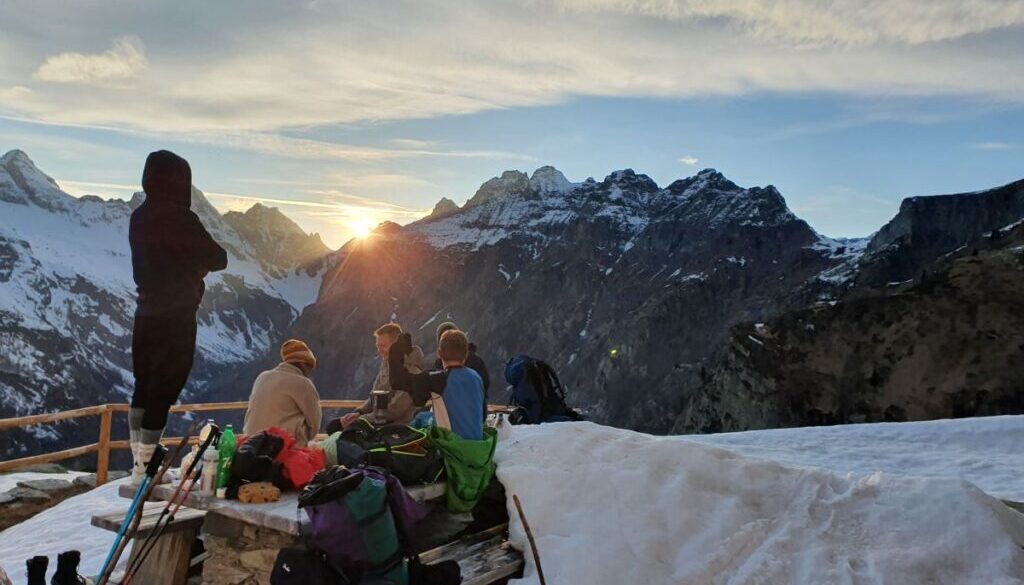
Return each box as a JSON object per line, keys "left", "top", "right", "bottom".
{"left": 131, "top": 313, "right": 198, "bottom": 430}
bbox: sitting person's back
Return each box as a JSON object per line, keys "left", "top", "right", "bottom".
{"left": 434, "top": 365, "right": 484, "bottom": 440}
{"left": 389, "top": 329, "right": 484, "bottom": 441}
{"left": 244, "top": 339, "right": 322, "bottom": 447}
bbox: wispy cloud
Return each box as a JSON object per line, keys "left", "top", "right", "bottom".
{"left": 390, "top": 138, "right": 438, "bottom": 149}
{"left": 679, "top": 155, "right": 699, "bottom": 166}
{"left": 554, "top": 0, "right": 1024, "bottom": 46}
{"left": 34, "top": 36, "right": 147, "bottom": 86}
{"left": 970, "top": 141, "right": 1016, "bottom": 150}
{"left": 1, "top": 0, "right": 1022, "bottom": 143}
{"left": 176, "top": 131, "right": 533, "bottom": 162}
{"left": 57, "top": 180, "right": 139, "bottom": 197}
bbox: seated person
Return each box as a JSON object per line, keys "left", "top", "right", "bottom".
{"left": 334, "top": 323, "right": 424, "bottom": 430}
{"left": 434, "top": 321, "right": 490, "bottom": 418}
{"left": 389, "top": 329, "right": 484, "bottom": 441}
{"left": 243, "top": 339, "right": 322, "bottom": 447}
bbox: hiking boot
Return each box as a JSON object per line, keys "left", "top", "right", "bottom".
{"left": 129, "top": 441, "right": 144, "bottom": 486}
{"left": 26, "top": 556, "right": 48, "bottom": 585}
{"left": 132, "top": 443, "right": 169, "bottom": 485}
{"left": 51, "top": 551, "right": 86, "bottom": 585}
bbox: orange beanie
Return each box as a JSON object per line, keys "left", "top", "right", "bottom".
{"left": 281, "top": 339, "right": 316, "bottom": 371}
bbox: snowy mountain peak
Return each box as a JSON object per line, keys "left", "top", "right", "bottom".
{"left": 0, "top": 149, "right": 67, "bottom": 211}
{"left": 529, "top": 166, "right": 576, "bottom": 195}
{"left": 465, "top": 170, "right": 531, "bottom": 208}
{"left": 600, "top": 168, "right": 659, "bottom": 195}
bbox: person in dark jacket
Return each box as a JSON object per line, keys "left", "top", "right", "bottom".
{"left": 391, "top": 330, "right": 484, "bottom": 440}
{"left": 433, "top": 321, "right": 490, "bottom": 418}
{"left": 128, "top": 150, "right": 227, "bottom": 484}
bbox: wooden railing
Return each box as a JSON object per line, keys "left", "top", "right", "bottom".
{"left": 0, "top": 401, "right": 509, "bottom": 485}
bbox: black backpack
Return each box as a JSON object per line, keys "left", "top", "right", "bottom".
{"left": 504, "top": 355, "right": 581, "bottom": 425}
{"left": 331, "top": 420, "right": 445, "bottom": 486}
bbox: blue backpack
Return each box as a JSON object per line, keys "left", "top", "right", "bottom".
{"left": 504, "top": 355, "right": 581, "bottom": 425}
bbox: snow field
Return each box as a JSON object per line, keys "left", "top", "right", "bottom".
{"left": 496, "top": 422, "right": 1024, "bottom": 585}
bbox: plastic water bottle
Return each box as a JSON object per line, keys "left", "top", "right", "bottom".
{"left": 199, "top": 446, "right": 218, "bottom": 496}
{"left": 216, "top": 424, "right": 236, "bottom": 495}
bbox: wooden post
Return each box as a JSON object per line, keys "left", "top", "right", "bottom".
{"left": 97, "top": 406, "right": 112, "bottom": 486}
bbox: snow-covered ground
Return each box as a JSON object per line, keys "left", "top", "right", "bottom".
{"left": 3, "top": 417, "right": 1024, "bottom": 584}
{"left": 691, "top": 415, "right": 1024, "bottom": 502}
{"left": 0, "top": 480, "right": 131, "bottom": 584}
{"left": 497, "top": 419, "right": 1024, "bottom": 585}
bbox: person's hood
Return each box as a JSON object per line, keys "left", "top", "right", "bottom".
{"left": 405, "top": 345, "right": 426, "bottom": 374}
{"left": 142, "top": 150, "right": 192, "bottom": 208}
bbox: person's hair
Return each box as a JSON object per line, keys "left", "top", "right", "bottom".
{"left": 436, "top": 321, "right": 458, "bottom": 340}
{"left": 374, "top": 323, "right": 403, "bottom": 341}
{"left": 438, "top": 329, "right": 469, "bottom": 363}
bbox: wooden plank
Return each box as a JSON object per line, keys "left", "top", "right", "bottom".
{"left": 96, "top": 407, "right": 113, "bottom": 485}
{"left": 0, "top": 442, "right": 99, "bottom": 472}
{"left": 92, "top": 503, "right": 206, "bottom": 538}
{"left": 418, "top": 523, "right": 510, "bottom": 564}
{"left": 0, "top": 405, "right": 106, "bottom": 430}
{"left": 126, "top": 529, "right": 193, "bottom": 585}
{"left": 418, "top": 524, "right": 523, "bottom": 585}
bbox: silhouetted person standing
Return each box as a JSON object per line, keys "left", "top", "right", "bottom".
{"left": 128, "top": 150, "right": 227, "bottom": 484}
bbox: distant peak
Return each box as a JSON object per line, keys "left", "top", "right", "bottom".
{"left": 465, "top": 169, "right": 531, "bottom": 208}
{"left": 1, "top": 149, "right": 33, "bottom": 165}
{"left": 426, "top": 197, "right": 460, "bottom": 220}
{"left": 529, "top": 166, "right": 575, "bottom": 195}
{"left": 601, "top": 168, "right": 659, "bottom": 193}
{"left": 373, "top": 221, "right": 404, "bottom": 234}
{"left": 697, "top": 168, "right": 720, "bottom": 177}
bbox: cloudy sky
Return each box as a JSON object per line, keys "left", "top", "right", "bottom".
{"left": 1, "top": 0, "right": 1023, "bottom": 247}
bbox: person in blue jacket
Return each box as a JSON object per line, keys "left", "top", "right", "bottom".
{"left": 388, "top": 329, "right": 484, "bottom": 441}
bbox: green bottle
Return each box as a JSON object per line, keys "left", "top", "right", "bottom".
{"left": 216, "top": 424, "right": 236, "bottom": 491}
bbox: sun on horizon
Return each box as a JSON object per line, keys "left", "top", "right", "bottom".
{"left": 349, "top": 216, "right": 376, "bottom": 239}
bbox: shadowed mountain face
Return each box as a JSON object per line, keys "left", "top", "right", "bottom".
{"left": 0, "top": 150, "right": 332, "bottom": 458}
{"left": 290, "top": 167, "right": 857, "bottom": 431}
{"left": 691, "top": 222, "right": 1024, "bottom": 433}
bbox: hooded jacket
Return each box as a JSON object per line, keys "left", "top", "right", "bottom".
{"left": 129, "top": 150, "right": 228, "bottom": 316}
{"left": 244, "top": 362, "right": 323, "bottom": 447}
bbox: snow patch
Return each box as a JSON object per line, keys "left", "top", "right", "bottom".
{"left": 496, "top": 421, "right": 1024, "bottom": 585}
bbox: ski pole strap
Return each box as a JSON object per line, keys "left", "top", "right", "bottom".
{"left": 145, "top": 444, "right": 168, "bottom": 478}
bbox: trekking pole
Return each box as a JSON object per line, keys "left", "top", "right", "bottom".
{"left": 95, "top": 444, "right": 166, "bottom": 584}
{"left": 512, "top": 494, "right": 547, "bottom": 585}
{"left": 96, "top": 422, "right": 200, "bottom": 585}
{"left": 121, "top": 426, "right": 220, "bottom": 584}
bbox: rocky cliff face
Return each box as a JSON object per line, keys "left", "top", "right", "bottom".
{"left": 682, "top": 186, "right": 1024, "bottom": 433}
{"left": 0, "top": 150, "right": 330, "bottom": 458}
{"left": 289, "top": 166, "right": 854, "bottom": 432}
{"left": 855, "top": 179, "right": 1024, "bottom": 289}
{"left": 223, "top": 203, "right": 330, "bottom": 278}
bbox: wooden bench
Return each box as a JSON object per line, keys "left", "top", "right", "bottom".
{"left": 419, "top": 523, "right": 524, "bottom": 585}
{"left": 91, "top": 502, "right": 206, "bottom": 585}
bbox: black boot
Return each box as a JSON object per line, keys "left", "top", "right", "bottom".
{"left": 52, "top": 551, "right": 86, "bottom": 585}
{"left": 26, "top": 556, "right": 48, "bottom": 585}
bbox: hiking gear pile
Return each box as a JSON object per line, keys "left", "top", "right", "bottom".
{"left": 504, "top": 355, "right": 582, "bottom": 424}
{"left": 320, "top": 420, "right": 444, "bottom": 487}
{"left": 270, "top": 465, "right": 460, "bottom": 585}
{"left": 228, "top": 427, "right": 326, "bottom": 497}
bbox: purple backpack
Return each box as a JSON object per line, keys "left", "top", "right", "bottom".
{"left": 298, "top": 466, "right": 430, "bottom": 584}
